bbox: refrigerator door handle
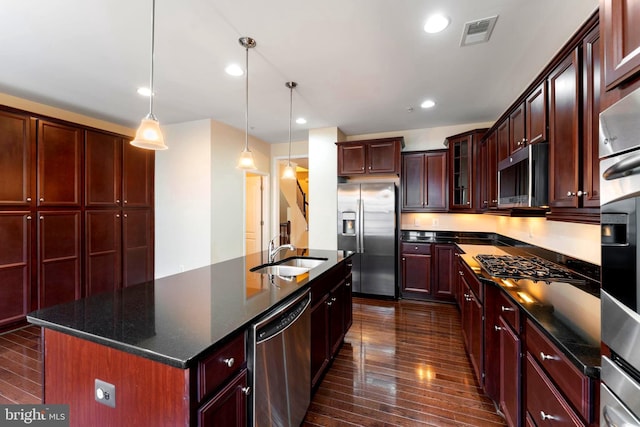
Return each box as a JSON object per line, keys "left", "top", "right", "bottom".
{"left": 359, "top": 198, "right": 365, "bottom": 253}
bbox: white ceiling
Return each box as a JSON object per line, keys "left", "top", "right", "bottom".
{"left": 0, "top": 0, "right": 598, "bottom": 144}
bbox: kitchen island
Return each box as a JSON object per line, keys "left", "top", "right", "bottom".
{"left": 27, "top": 249, "right": 352, "bottom": 427}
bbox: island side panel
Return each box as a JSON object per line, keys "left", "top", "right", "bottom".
{"left": 43, "top": 329, "right": 191, "bottom": 427}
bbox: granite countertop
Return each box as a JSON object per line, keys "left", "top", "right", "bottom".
{"left": 458, "top": 243, "right": 601, "bottom": 378}
{"left": 27, "top": 249, "right": 351, "bottom": 369}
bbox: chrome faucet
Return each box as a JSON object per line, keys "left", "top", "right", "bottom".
{"left": 268, "top": 236, "right": 295, "bottom": 264}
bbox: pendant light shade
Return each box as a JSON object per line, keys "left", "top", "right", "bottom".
{"left": 237, "top": 37, "right": 257, "bottom": 170}
{"left": 131, "top": 0, "right": 167, "bottom": 150}
{"left": 282, "top": 81, "right": 297, "bottom": 180}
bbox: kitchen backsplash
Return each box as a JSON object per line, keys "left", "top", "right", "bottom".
{"left": 401, "top": 213, "right": 600, "bottom": 265}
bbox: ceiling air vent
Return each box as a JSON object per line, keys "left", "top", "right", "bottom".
{"left": 460, "top": 15, "right": 498, "bottom": 47}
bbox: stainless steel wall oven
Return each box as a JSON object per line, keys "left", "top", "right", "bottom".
{"left": 600, "top": 86, "right": 640, "bottom": 425}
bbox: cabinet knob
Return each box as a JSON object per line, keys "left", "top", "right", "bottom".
{"left": 494, "top": 325, "right": 503, "bottom": 332}
{"left": 509, "top": 157, "right": 513, "bottom": 163}
{"left": 39, "top": 216, "right": 44, "bottom": 220}
{"left": 39, "top": 197, "right": 44, "bottom": 202}
{"left": 501, "top": 306, "right": 515, "bottom": 312}
{"left": 116, "top": 214, "right": 120, "bottom": 218}
{"left": 414, "top": 246, "right": 418, "bottom": 250}
{"left": 223, "top": 357, "right": 235, "bottom": 368}
{"left": 540, "top": 352, "right": 558, "bottom": 361}
{"left": 116, "top": 199, "right": 121, "bottom": 204}
{"left": 26, "top": 197, "right": 32, "bottom": 202}
{"left": 368, "top": 166, "right": 371, "bottom": 170}
{"left": 577, "top": 190, "right": 588, "bottom": 197}
{"left": 331, "top": 297, "right": 337, "bottom": 303}
{"left": 26, "top": 215, "right": 32, "bottom": 220}
{"left": 566, "top": 191, "right": 576, "bottom": 197}
{"left": 241, "top": 386, "right": 251, "bottom": 396}
{"left": 458, "top": 271, "right": 464, "bottom": 276}
{"left": 492, "top": 199, "right": 498, "bottom": 203}
{"left": 540, "top": 411, "right": 557, "bottom": 421}
{"left": 466, "top": 201, "right": 470, "bottom": 205}
{"left": 123, "top": 214, "right": 128, "bottom": 218}
{"left": 326, "top": 301, "right": 333, "bottom": 307}
{"left": 124, "top": 200, "right": 128, "bottom": 204}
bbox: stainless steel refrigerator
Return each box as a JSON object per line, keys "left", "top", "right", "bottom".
{"left": 337, "top": 182, "right": 397, "bottom": 297}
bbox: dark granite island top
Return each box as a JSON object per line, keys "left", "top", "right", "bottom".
{"left": 27, "top": 249, "right": 352, "bottom": 369}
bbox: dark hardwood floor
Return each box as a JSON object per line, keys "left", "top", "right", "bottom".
{"left": 0, "top": 299, "right": 504, "bottom": 426}
{"left": 303, "top": 297, "right": 505, "bottom": 426}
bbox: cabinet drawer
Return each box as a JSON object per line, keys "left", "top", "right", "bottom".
{"left": 401, "top": 242, "right": 431, "bottom": 255}
{"left": 498, "top": 290, "right": 520, "bottom": 331}
{"left": 525, "top": 319, "right": 591, "bottom": 421}
{"left": 526, "top": 353, "right": 585, "bottom": 426}
{"left": 198, "top": 332, "right": 246, "bottom": 401}
{"left": 459, "top": 259, "right": 482, "bottom": 303}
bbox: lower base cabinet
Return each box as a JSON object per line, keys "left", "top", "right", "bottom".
{"left": 198, "top": 370, "right": 248, "bottom": 427}
{"left": 401, "top": 242, "right": 456, "bottom": 302}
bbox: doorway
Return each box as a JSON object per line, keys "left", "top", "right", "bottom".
{"left": 246, "top": 174, "right": 264, "bottom": 255}
{"left": 277, "top": 158, "right": 309, "bottom": 248}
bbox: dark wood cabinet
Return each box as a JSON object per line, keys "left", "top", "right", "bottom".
{"left": 85, "top": 210, "right": 122, "bottom": 296}
{"left": 122, "top": 209, "right": 154, "bottom": 287}
{"left": 337, "top": 137, "right": 403, "bottom": 176}
{"left": 499, "top": 317, "right": 521, "bottom": 427}
{"left": 197, "top": 370, "right": 248, "bottom": 427}
{"left": 459, "top": 259, "right": 483, "bottom": 386}
{"left": 486, "top": 131, "right": 499, "bottom": 208}
{"left": 0, "top": 110, "right": 34, "bottom": 207}
{"left": 433, "top": 244, "right": 455, "bottom": 301}
{"left": 0, "top": 212, "right": 32, "bottom": 327}
{"left": 497, "top": 119, "right": 510, "bottom": 162}
{"left": 123, "top": 141, "right": 154, "bottom": 208}
{"left": 86, "top": 130, "right": 122, "bottom": 208}
{"left": 509, "top": 103, "right": 526, "bottom": 154}
{"left": 37, "top": 120, "right": 82, "bottom": 207}
{"left": 602, "top": 0, "right": 640, "bottom": 90}
{"left": 328, "top": 280, "right": 347, "bottom": 356}
{"left": 448, "top": 129, "right": 487, "bottom": 211}
{"left": 401, "top": 150, "right": 448, "bottom": 212}
{"left": 581, "top": 25, "right": 601, "bottom": 209}
{"left": 526, "top": 82, "right": 548, "bottom": 145}
{"left": 401, "top": 243, "right": 432, "bottom": 297}
{"left": 548, "top": 49, "right": 581, "bottom": 209}
{"left": 310, "top": 293, "right": 330, "bottom": 389}
{"left": 37, "top": 210, "right": 81, "bottom": 309}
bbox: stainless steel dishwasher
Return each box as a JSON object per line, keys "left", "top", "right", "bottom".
{"left": 250, "top": 289, "right": 311, "bottom": 427}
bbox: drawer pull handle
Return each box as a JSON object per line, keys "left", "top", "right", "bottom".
{"left": 327, "top": 301, "right": 333, "bottom": 307}
{"left": 494, "top": 325, "right": 503, "bottom": 332}
{"left": 223, "top": 357, "right": 235, "bottom": 368}
{"left": 540, "top": 411, "right": 557, "bottom": 421}
{"left": 501, "top": 306, "right": 515, "bottom": 312}
{"left": 540, "top": 352, "right": 558, "bottom": 361}
{"left": 242, "top": 386, "right": 251, "bottom": 396}
{"left": 458, "top": 271, "right": 464, "bottom": 276}
{"left": 331, "top": 297, "right": 337, "bottom": 303}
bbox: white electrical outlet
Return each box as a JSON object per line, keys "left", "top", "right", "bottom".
{"left": 95, "top": 379, "right": 116, "bottom": 408}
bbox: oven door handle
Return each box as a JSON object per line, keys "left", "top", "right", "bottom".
{"left": 603, "top": 152, "right": 640, "bottom": 180}
{"left": 603, "top": 404, "right": 636, "bottom": 427}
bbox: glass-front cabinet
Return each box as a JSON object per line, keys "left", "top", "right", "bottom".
{"left": 450, "top": 134, "right": 472, "bottom": 209}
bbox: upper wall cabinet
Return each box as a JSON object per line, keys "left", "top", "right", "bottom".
{"left": 602, "top": 0, "right": 640, "bottom": 90}
{"left": 525, "top": 82, "right": 548, "bottom": 146}
{"left": 0, "top": 110, "right": 34, "bottom": 207}
{"left": 401, "top": 150, "right": 448, "bottom": 212}
{"left": 447, "top": 129, "right": 487, "bottom": 211}
{"left": 337, "top": 137, "right": 403, "bottom": 176}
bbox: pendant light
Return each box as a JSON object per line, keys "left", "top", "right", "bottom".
{"left": 282, "top": 81, "right": 297, "bottom": 180}
{"left": 237, "top": 37, "right": 257, "bottom": 170}
{"left": 131, "top": 0, "right": 167, "bottom": 150}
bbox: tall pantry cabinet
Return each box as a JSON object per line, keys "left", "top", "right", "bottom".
{"left": 0, "top": 107, "right": 154, "bottom": 330}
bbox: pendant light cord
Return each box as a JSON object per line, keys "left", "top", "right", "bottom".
{"left": 244, "top": 45, "right": 249, "bottom": 151}
{"left": 287, "top": 84, "right": 293, "bottom": 166}
{"left": 148, "top": 0, "right": 156, "bottom": 119}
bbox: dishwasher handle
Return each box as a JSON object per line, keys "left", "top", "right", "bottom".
{"left": 255, "top": 291, "right": 311, "bottom": 344}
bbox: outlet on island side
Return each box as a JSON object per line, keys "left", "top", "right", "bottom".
{"left": 95, "top": 379, "right": 116, "bottom": 408}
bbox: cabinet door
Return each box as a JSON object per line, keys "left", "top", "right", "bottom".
{"left": 425, "top": 151, "right": 448, "bottom": 210}
{"left": 401, "top": 153, "right": 425, "bottom": 210}
{"left": 401, "top": 253, "right": 431, "bottom": 294}
{"left": 369, "top": 140, "right": 400, "bottom": 174}
{"left": 499, "top": 317, "right": 521, "bottom": 427}
{"left": 478, "top": 139, "right": 489, "bottom": 210}
{"left": 602, "top": 0, "right": 640, "bottom": 90}
{"left": 0, "top": 111, "right": 34, "bottom": 206}
{"left": 37, "top": 120, "right": 82, "bottom": 207}
{"left": 343, "top": 274, "right": 353, "bottom": 333}
{"left": 0, "top": 212, "right": 32, "bottom": 326}
{"left": 86, "top": 130, "right": 122, "bottom": 207}
{"left": 434, "top": 244, "right": 455, "bottom": 300}
{"left": 509, "top": 103, "right": 526, "bottom": 154}
{"left": 85, "top": 210, "right": 122, "bottom": 296}
{"left": 37, "top": 211, "right": 81, "bottom": 309}
{"left": 123, "top": 142, "right": 153, "bottom": 208}
{"left": 338, "top": 143, "right": 366, "bottom": 175}
{"left": 450, "top": 136, "right": 472, "bottom": 209}
{"left": 497, "top": 119, "right": 510, "bottom": 162}
{"left": 122, "top": 209, "right": 153, "bottom": 287}
{"left": 329, "top": 281, "right": 346, "bottom": 356}
{"left": 198, "top": 370, "right": 247, "bottom": 427}
{"left": 487, "top": 131, "right": 498, "bottom": 207}
{"left": 549, "top": 50, "right": 580, "bottom": 208}
{"left": 310, "top": 294, "right": 330, "bottom": 388}
{"left": 582, "top": 26, "right": 601, "bottom": 208}
{"left": 526, "top": 82, "right": 548, "bottom": 145}
{"left": 470, "top": 292, "right": 483, "bottom": 386}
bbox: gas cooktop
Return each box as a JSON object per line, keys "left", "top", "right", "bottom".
{"left": 474, "top": 254, "right": 584, "bottom": 284}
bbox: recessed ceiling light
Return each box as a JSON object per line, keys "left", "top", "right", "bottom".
{"left": 421, "top": 99, "right": 436, "bottom": 109}
{"left": 424, "top": 14, "right": 450, "bottom": 33}
{"left": 137, "top": 87, "right": 153, "bottom": 97}
{"left": 225, "top": 64, "right": 244, "bottom": 76}
{"left": 296, "top": 117, "right": 307, "bottom": 125}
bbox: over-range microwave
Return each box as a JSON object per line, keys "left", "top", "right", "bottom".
{"left": 497, "top": 142, "right": 549, "bottom": 208}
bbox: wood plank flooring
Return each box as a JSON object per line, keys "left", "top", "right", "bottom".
{"left": 0, "top": 299, "right": 504, "bottom": 426}
{"left": 303, "top": 297, "right": 506, "bottom": 426}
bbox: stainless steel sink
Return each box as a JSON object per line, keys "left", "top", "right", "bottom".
{"left": 250, "top": 264, "right": 310, "bottom": 276}
{"left": 277, "top": 257, "right": 328, "bottom": 269}
{"left": 250, "top": 257, "right": 328, "bottom": 276}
